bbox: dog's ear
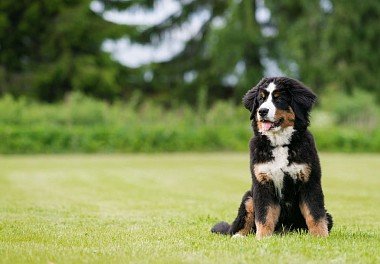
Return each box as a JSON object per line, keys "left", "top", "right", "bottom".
{"left": 283, "top": 78, "right": 317, "bottom": 127}
{"left": 242, "top": 87, "right": 259, "bottom": 120}
{"left": 243, "top": 78, "right": 267, "bottom": 120}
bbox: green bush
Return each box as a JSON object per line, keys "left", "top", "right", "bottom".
{"left": 319, "top": 89, "right": 379, "bottom": 129}
{"left": 0, "top": 92, "right": 379, "bottom": 153}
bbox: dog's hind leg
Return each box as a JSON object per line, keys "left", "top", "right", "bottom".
{"left": 211, "top": 190, "right": 255, "bottom": 236}
{"left": 230, "top": 191, "right": 255, "bottom": 237}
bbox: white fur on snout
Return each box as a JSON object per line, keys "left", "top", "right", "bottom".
{"left": 257, "top": 82, "right": 276, "bottom": 122}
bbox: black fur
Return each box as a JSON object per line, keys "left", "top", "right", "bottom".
{"left": 211, "top": 77, "right": 333, "bottom": 237}
{"left": 210, "top": 221, "right": 230, "bottom": 234}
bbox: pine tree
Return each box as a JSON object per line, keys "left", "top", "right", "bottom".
{"left": 322, "top": 0, "right": 380, "bottom": 97}
{"left": 265, "top": 0, "right": 380, "bottom": 98}
{"left": 98, "top": 0, "right": 265, "bottom": 104}
{"left": 0, "top": 0, "right": 129, "bottom": 101}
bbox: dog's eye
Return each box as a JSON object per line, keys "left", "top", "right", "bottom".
{"left": 273, "top": 92, "right": 280, "bottom": 99}
{"left": 259, "top": 92, "right": 265, "bottom": 99}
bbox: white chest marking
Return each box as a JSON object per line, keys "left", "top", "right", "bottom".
{"left": 254, "top": 146, "right": 308, "bottom": 198}
{"left": 265, "top": 126, "right": 295, "bottom": 146}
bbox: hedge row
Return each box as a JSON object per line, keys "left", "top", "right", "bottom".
{"left": 0, "top": 93, "right": 379, "bottom": 153}
{"left": 1, "top": 125, "right": 380, "bottom": 154}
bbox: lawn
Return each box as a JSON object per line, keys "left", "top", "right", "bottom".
{"left": 0, "top": 153, "right": 379, "bottom": 263}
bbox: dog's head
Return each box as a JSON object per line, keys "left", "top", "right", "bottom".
{"left": 243, "top": 77, "right": 316, "bottom": 134}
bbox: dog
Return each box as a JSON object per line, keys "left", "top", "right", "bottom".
{"left": 211, "top": 77, "right": 333, "bottom": 239}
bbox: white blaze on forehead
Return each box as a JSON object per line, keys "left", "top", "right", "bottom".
{"left": 266, "top": 82, "right": 276, "bottom": 93}
{"left": 257, "top": 82, "right": 277, "bottom": 122}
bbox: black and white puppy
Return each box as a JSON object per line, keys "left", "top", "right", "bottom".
{"left": 211, "top": 77, "right": 333, "bottom": 239}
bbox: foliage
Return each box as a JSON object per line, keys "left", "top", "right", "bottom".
{"left": 0, "top": 153, "right": 379, "bottom": 263}
{"left": 1, "top": 1, "right": 380, "bottom": 104}
{"left": 97, "top": 0, "right": 264, "bottom": 104}
{"left": 265, "top": 0, "right": 380, "bottom": 99}
{"left": 0, "top": 93, "right": 379, "bottom": 154}
{"left": 318, "top": 89, "right": 379, "bottom": 128}
{"left": 0, "top": 0, "right": 129, "bottom": 101}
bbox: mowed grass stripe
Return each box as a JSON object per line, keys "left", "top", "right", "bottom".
{"left": 0, "top": 153, "right": 379, "bottom": 263}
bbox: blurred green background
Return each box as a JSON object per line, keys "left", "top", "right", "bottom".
{"left": 0, "top": 0, "right": 379, "bottom": 153}
{"left": 1, "top": 2, "right": 380, "bottom": 263}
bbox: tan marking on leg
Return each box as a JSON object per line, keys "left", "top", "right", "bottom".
{"left": 236, "top": 197, "right": 254, "bottom": 236}
{"left": 254, "top": 166, "right": 271, "bottom": 183}
{"left": 300, "top": 202, "right": 328, "bottom": 237}
{"left": 255, "top": 204, "right": 280, "bottom": 240}
{"left": 245, "top": 197, "right": 254, "bottom": 213}
{"left": 274, "top": 107, "right": 295, "bottom": 128}
{"left": 297, "top": 165, "right": 311, "bottom": 182}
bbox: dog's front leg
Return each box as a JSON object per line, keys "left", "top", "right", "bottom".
{"left": 253, "top": 183, "right": 280, "bottom": 240}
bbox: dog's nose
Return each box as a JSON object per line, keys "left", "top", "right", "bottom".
{"left": 258, "top": 108, "right": 269, "bottom": 117}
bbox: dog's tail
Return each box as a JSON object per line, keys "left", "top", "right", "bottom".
{"left": 326, "top": 212, "right": 333, "bottom": 232}
{"left": 211, "top": 221, "right": 231, "bottom": 235}
{"left": 211, "top": 190, "right": 253, "bottom": 235}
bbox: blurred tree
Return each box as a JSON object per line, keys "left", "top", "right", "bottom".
{"left": 1, "top": 0, "right": 379, "bottom": 104}
{"left": 322, "top": 0, "right": 380, "bottom": 97}
{"left": 99, "top": 0, "right": 265, "bottom": 104}
{"left": 0, "top": 0, "right": 130, "bottom": 101}
{"left": 265, "top": 0, "right": 380, "bottom": 99}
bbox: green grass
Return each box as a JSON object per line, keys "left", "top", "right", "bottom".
{"left": 0, "top": 153, "right": 379, "bottom": 263}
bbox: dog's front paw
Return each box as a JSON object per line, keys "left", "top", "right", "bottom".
{"left": 232, "top": 233, "right": 245, "bottom": 239}
{"left": 255, "top": 229, "right": 273, "bottom": 240}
